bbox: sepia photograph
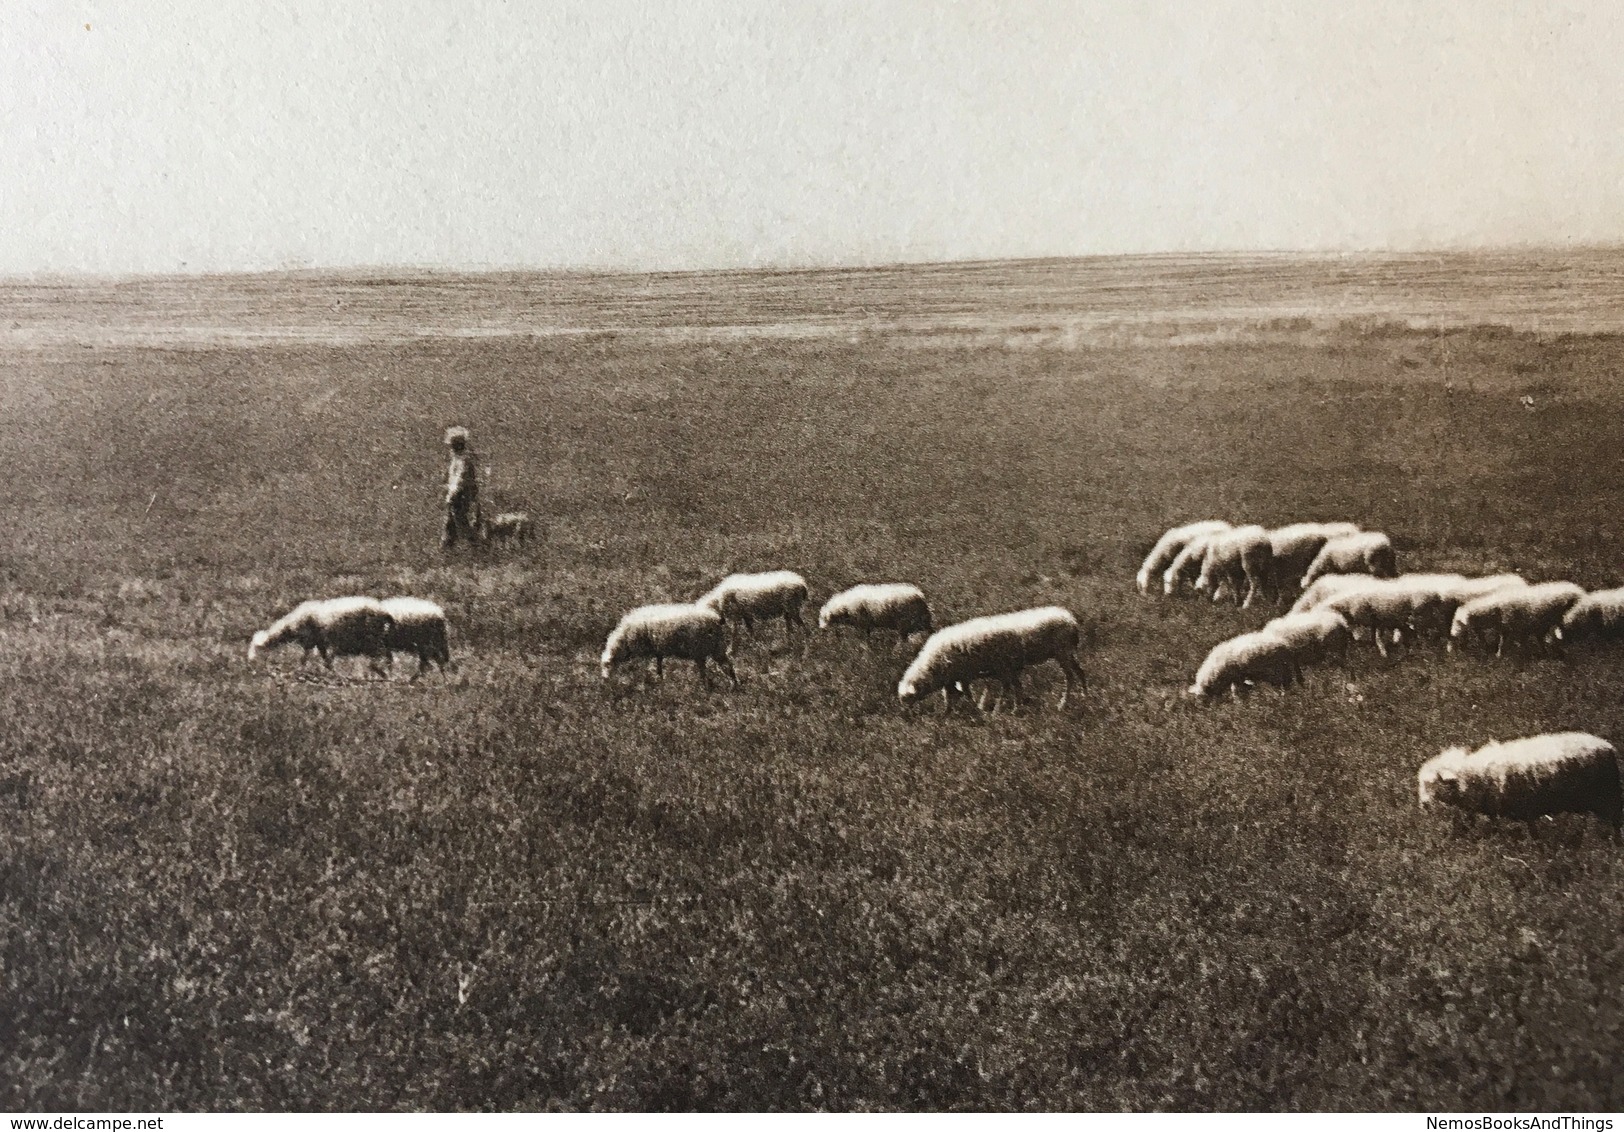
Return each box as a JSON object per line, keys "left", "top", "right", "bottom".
{"left": 4, "top": 0, "right": 1624, "bottom": 1116}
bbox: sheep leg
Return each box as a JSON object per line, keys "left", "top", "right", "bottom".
{"left": 1004, "top": 672, "right": 1024, "bottom": 709}
{"left": 655, "top": 655, "right": 665, "bottom": 681}
{"left": 696, "top": 657, "right": 713, "bottom": 688}
{"left": 1057, "top": 652, "right": 1086, "bottom": 706}
{"left": 1374, "top": 629, "right": 1389, "bottom": 659}
{"left": 716, "top": 655, "right": 739, "bottom": 688}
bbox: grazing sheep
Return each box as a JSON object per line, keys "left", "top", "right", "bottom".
{"left": 601, "top": 603, "right": 738, "bottom": 688}
{"left": 379, "top": 596, "right": 452, "bottom": 679}
{"left": 697, "top": 570, "right": 809, "bottom": 642}
{"left": 1418, "top": 733, "right": 1622, "bottom": 835}
{"left": 1436, "top": 574, "right": 1528, "bottom": 604}
{"left": 1195, "top": 525, "right": 1275, "bottom": 607}
{"left": 1261, "top": 609, "right": 1352, "bottom": 672}
{"left": 1290, "top": 573, "right": 1387, "bottom": 615}
{"left": 1552, "top": 587, "right": 1624, "bottom": 645}
{"left": 1188, "top": 630, "right": 1299, "bottom": 697}
{"left": 1267, "top": 522, "right": 1361, "bottom": 592}
{"left": 248, "top": 596, "right": 395, "bottom": 676}
{"left": 818, "top": 583, "right": 932, "bottom": 641}
{"left": 1162, "top": 532, "right": 1224, "bottom": 596}
{"left": 1299, "top": 573, "right": 1523, "bottom": 637}
{"left": 480, "top": 511, "right": 532, "bottom": 547}
{"left": 898, "top": 606, "right": 1086, "bottom": 711}
{"left": 1137, "top": 520, "right": 1231, "bottom": 594}
{"left": 1325, "top": 574, "right": 1468, "bottom": 652}
{"left": 1406, "top": 574, "right": 1528, "bottom": 640}
{"left": 1300, "top": 532, "right": 1399, "bottom": 589}
{"left": 1449, "top": 582, "right": 1585, "bottom": 656}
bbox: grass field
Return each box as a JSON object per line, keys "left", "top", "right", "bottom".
{"left": 4, "top": 259, "right": 1624, "bottom": 1110}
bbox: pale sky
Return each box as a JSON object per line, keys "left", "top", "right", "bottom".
{"left": 4, "top": 0, "right": 1624, "bottom": 274}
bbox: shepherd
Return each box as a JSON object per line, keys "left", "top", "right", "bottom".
{"left": 441, "top": 425, "right": 482, "bottom": 549}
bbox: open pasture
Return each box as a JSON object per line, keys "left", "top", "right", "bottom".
{"left": 4, "top": 261, "right": 1624, "bottom": 1110}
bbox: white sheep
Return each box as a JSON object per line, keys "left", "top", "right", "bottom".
{"left": 897, "top": 606, "right": 1086, "bottom": 712}
{"left": 697, "top": 570, "right": 809, "bottom": 643}
{"left": 1436, "top": 574, "right": 1527, "bottom": 604}
{"left": 1418, "top": 733, "right": 1622, "bottom": 835}
{"left": 379, "top": 596, "right": 452, "bottom": 679}
{"left": 1552, "top": 586, "right": 1624, "bottom": 645}
{"left": 1137, "top": 520, "right": 1231, "bottom": 594}
{"left": 1289, "top": 573, "right": 1387, "bottom": 615}
{"left": 248, "top": 596, "right": 395, "bottom": 676}
{"left": 1162, "top": 532, "right": 1224, "bottom": 596}
{"left": 1187, "top": 630, "right": 1299, "bottom": 697}
{"left": 1299, "top": 573, "right": 1522, "bottom": 638}
{"left": 1299, "top": 532, "right": 1398, "bottom": 589}
{"left": 1267, "top": 522, "right": 1361, "bottom": 592}
{"left": 479, "top": 511, "right": 532, "bottom": 547}
{"left": 1449, "top": 582, "right": 1585, "bottom": 656}
{"left": 1408, "top": 574, "right": 1528, "bottom": 640}
{"left": 1195, "top": 525, "right": 1274, "bottom": 607}
{"left": 1323, "top": 577, "right": 1455, "bottom": 656}
{"left": 601, "top": 603, "right": 738, "bottom": 688}
{"left": 818, "top": 583, "right": 932, "bottom": 641}
{"left": 1261, "top": 609, "right": 1352, "bottom": 672}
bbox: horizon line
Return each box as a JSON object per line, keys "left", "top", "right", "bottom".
{"left": 7, "top": 240, "right": 1624, "bottom": 287}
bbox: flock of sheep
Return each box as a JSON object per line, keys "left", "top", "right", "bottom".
{"left": 1143, "top": 518, "right": 1624, "bottom": 838}
{"left": 243, "top": 513, "right": 1624, "bottom": 839}
{"left": 599, "top": 573, "right": 1086, "bottom": 710}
